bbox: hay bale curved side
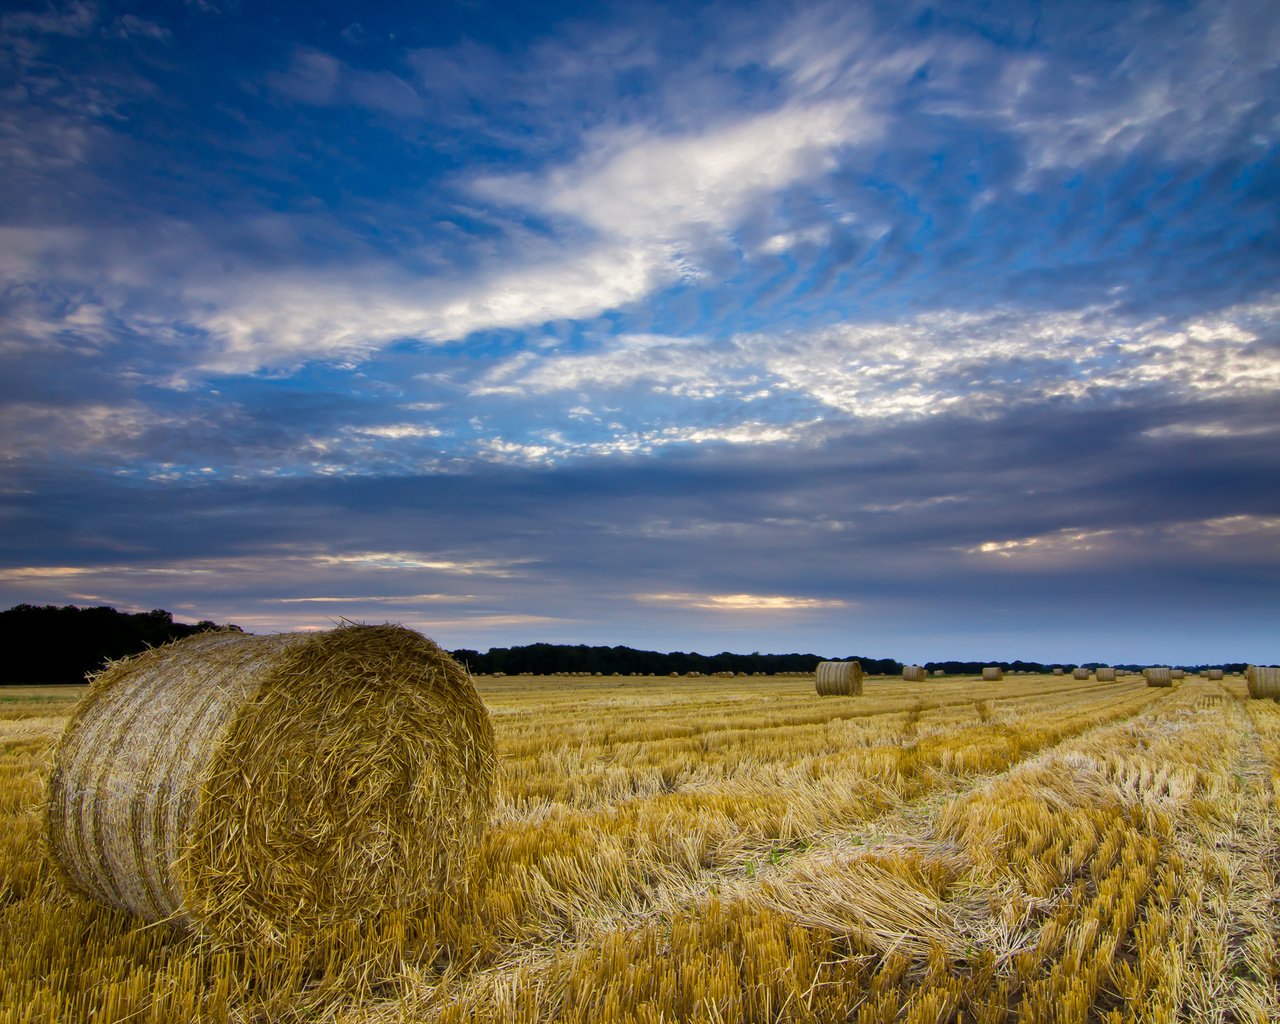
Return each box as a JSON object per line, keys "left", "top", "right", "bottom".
{"left": 1072, "top": 668, "right": 1090, "bottom": 680}
{"left": 981, "top": 667, "right": 1002, "bottom": 681}
{"left": 45, "top": 624, "right": 496, "bottom": 947}
{"left": 1246, "top": 665, "right": 1280, "bottom": 699}
{"left": 1143, "top": 667, "right": 1173, "bottom": 687}
{"left": 902, "top": 665, "right": 926, "bottom": 682}
{"left": 1206, "top": 668, "right": 1224, "bottom": 680}
{"left": 1095, "top": 667, "right": 1117, "bottom": 682}
{"left": 815, "top": 661, "right": 862, "bottom": 697}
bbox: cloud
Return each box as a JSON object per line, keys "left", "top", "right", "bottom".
{"left": 455, "top": 297, "right": 1280, "bottom": 467}
{"left": 265, "top": 48, "right": 422, "bottom": 117}
{"left": 473, "top": 97, "right": 877, "bottom": 242}
{"left": 312, "top": 552, "right": 529, "bottom": 577}
{"left": 638, "top": 592, "right": 849, "bottom": 611}
{"left": 110, "top": 15, "right": 170, "bottom": 42}
{"left": 965, "top": 3, "right": 1279, "bottom": 174}
{"left": 961, "top": 515, "right": 1280, "bottom": 568}
{"left": 273, "top": 593, "right": 473, "bottom": 604}
{"left": 0, "top": 2, "right": 96, "bottom": 39}
{"left": 165, "top": 93, "right": 878, "bottom": 371}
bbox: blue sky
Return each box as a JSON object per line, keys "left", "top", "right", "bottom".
{"left": 1, "top": 0, "right": 1277, "bottom": 662}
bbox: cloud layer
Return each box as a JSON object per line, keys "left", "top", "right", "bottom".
{"left": 1, "top": 0, "right": 1277, "bottom": 660}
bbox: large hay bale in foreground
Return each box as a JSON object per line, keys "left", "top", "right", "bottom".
{"left": 46, "top": 624, "right": 496, "bottom": 949}
{"left": 1095, "top": 667, "right": 1117, "bottom": 682}
{"left": 902, "top": 665, "right": 926, "bottom": 682}
{"left": 1246, "top": 665, "right": 1280, "bottom": 699}
{"left": 815, "top": 661, "right": 863, "bottom": 696}
{"left": 982, "top": 667, "right": 1002, "bottom": 681}
{"left": 1206, "top": 668, "right": 1224, "bottom": 680}
{"left": 1072, "top": 668, "right": 1090, "bottom": 680}
{"left": 1143, "top": 667, "right": 1173, "bottom": 687}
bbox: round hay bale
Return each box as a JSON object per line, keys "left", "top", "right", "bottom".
{"left": 932, "top": 669, "right": 944, "bottom": 677}
{"left": 1073, "top": 668, "right": 1090, "bottom": 680}
{"left": 1247, "top": 665, "right": 1280, "bottom": 699}
{"left": 1095, "top": 667, "right": 1117, "bottom": 682}
{"left": 982, "top": 667, "right": 1003, "bottom": 681}
{"left": 815, "top": 661, "right": 863, "bottom": 697}
{"left": 45, "top": 624, "right": 496, "bottom": 950}
{"left": 902, "top": 665, "right": 926, "bottom": 682}
{"left": 1170, "top": 669, "right": 1185, "bottom": 680}
{"left": 1052, "top": 667, "right": 1064, "bottom": 675}
{"left": 1205, "top": 668, "right": 1224, "bottom": 680}
{"left": 1143, "top": 667, "right": 1173, "bottom": 687}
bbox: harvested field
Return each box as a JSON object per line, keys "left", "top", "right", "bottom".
{"left": 2, "top": 672, "right": 1278, "bottom": 1023}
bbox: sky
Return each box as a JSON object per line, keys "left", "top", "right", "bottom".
{"left": 1, "top": 0, "right": 1277, "bottom": 663}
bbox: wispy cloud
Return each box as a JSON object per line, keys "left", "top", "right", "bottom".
{"left": 273, "top": 593, "right": 474, "bottom": 604}
{"left": 639, "top": 592, "right": 849, "bottom": 612}
{"left": 313, "top": 552, "right": 530, "bottom": 577}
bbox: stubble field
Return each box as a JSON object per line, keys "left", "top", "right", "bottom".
{"left": 1, "top": 672, "right": 1278, "bottom": 1023}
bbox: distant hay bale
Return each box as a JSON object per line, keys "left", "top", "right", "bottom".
{"left": 815, "top": 661, "right": 863, "bottom": 697}
{"left": 1170, "top": 669, "right": 1185, "bottom": 680}
{"left": 1246, "top": 665, "right": 1280, "bottom": 699}
{"left": 1073, "top": 668, "right": 1090, "bottom": 680}
{"left": 1206, "top": 668, "right": 1224, "bottom": 680}
{"left": 902, "top": 665, "right": 926, "bottom": 682}
{"left": 932, "top": 669, "right": 944, "bottom": 677}
{"left": 1095, "top": 667, "right": 1117, "bottom": 682}
{"left": 1143, "top": 667, "right": 1173, "bottom": 687}
{"left": 982, "top": 667, "right": 1003, "bottom": 681}
{"left": 45, "top": 624, "right": 496, "bottom": 951}
{"left": 1052, "top": 667, "right": 1064, "bottom": 675}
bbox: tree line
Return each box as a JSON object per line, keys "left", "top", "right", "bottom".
{"left": 0, "top": 605, "right": 240, "bottom": 685}
{"left": 449, "top": 643, "right": 903, "bottom": 677}
{"left": 451, "top": 648, "right": 1245, "bottom": 677}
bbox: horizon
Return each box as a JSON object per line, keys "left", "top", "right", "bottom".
{"left": 2, "top": 0, "right": 1277, "bottom": 663}
{"left": 0, "top": 602, "right": 1259, "bottom": 670}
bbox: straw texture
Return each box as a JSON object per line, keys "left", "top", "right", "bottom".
{"left": 1246, "top": 665, "right": 1280, "bottom": 699}
{"left": 1143, "top": 667, "right": 1173, "bottom": 687}
{"left": 1095, "top": 667, "right": 1117, "bottom": 682}
{"left": 1206, "top": 669, "right": 1224, "bottom": 680}
{"left": 45, "top": 624, "right": 496, "bottom": 950}
{"left": 1073, "top": 668, "right": 1090, "bottom": 680}
{"left": 902, "top": 665, "right": 926, "bottom": 682}
{"left": 815, "top": 661, "right": 863, "bottom": 696}
{"left": 982, "top": 667, "right": 1003, "bottom": 681}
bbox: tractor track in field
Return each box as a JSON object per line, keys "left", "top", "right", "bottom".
{"left": 340, "top": 684, "right": 1177, "bottom": 1023}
